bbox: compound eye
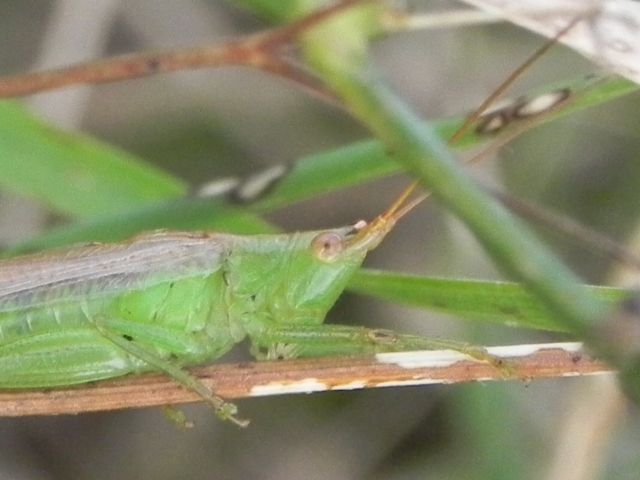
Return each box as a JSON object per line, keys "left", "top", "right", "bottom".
{"left": 311, "top": 232, "right": 344, "bottom": 262}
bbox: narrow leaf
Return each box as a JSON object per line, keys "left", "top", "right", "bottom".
{"left": 349, "top": 269, "right": 630, "bottom": 332}
{"left": 9, "top": 75, "right": 634, "bottom": 251}
{"left": 6, "top": 198, "right": 277, "bottom": 255}
{"left": 0, "top": 101, "right": 186, "bottom": 218}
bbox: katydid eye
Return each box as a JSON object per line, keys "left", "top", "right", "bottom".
{"left": 311, "top": 232, "right": 344, "bottom": 261}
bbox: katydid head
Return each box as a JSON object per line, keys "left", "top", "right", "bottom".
{"left": 228, "top": 183, "right": 425, "bottom": 328}
{"left": 307, "top": 181, "right": 426, "bottom": 266}
{"left": 303, "top": 183, "right": 425, "bottom": 268}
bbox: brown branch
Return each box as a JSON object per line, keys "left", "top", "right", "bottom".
{"left": 0, "top": 343, "right": 610, "bottom": 417}
{"left": 0, "top": 0, "right": 371, "bottom": 100}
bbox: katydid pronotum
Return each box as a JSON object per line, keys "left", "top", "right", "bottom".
{"left": 0, "top": 5, "right": 632, "bottom": 428}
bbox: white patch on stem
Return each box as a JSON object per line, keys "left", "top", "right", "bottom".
{"left": 486, "top": 341, "right": 583, "bottom": 357}
{"left": 330, "top": 380, "right": 368, "bottom": 391}
{"left": 196, "top": 177, "right": 240, "bottom": 198}
{"left": 233, "top": 164, "right": 288, "bottom": 203}
{"left": 376, "top": 350, "right": 470, "bottom": 369}
{"left": 376, "top": 342, "right": 584, "bottom": 369}
{"left": 515, "top": 90, "right": 570, "bottom": 117}
{"left": 250, "top": 378, "right": 328, "bottom": 396}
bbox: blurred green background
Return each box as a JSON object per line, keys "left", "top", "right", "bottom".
{"left": 0, "top": 1, "right": 640, "bottom": 479}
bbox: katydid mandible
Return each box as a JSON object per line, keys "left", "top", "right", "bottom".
{"left": 0, "top": 185, "right": 478, "bottom": 426}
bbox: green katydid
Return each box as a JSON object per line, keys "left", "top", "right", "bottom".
{"left": 0, "top": 181, "right": 492, "bottom": 426}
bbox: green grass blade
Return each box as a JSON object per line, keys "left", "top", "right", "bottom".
{"left": 349, "top": 269, "right": 630, "bottom": 332}
{"left": 0, "top": 101, "right": 186, "bottom": 218}
{"left": 256, "top": 75, "right": 638, "bottom": 209}
{"left": 6, "top": 198, "right": 277, "bottom": 255}
{"left": 253, "top": 139, "right": 398, "bottom": 211}
{"left": 7, "top": 75, "right": 635, "bottom": 252}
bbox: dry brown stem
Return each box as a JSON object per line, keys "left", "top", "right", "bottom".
{"left": 0, "top": 0, "right": 370, "bottom": 101}
{"left": 0, "top": 343, "right": 610, "bottom": 417}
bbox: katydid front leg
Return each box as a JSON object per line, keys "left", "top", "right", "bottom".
{"left": 249, "top": 324, "right": 496, "bottom": 365}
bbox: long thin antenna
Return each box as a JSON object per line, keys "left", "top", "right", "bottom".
{"left": 382, "top": 11, "right": 585, "bottom": 228}
{"left": 448, "top": 14, "right": 584, "bottom": 144}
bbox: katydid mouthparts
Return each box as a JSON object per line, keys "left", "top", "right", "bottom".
{"left": 0, "top": 182, "right": 481, "bottom": 427}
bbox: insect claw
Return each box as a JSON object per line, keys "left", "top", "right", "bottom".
{"left": 214, "top": 400, "right": 250, "bottom": 428}
{"left": 162, "top": 405, "right": 195, "bottom": 430}
{"left": 230, "top": 416, "right": 251, "bottom": 428}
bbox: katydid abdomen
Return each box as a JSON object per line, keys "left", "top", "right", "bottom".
{"left": 0, "top": 269, "right": 241, "bottom": 388}
{"left": 0, "top": 231, "right": 244, "bottom": 388}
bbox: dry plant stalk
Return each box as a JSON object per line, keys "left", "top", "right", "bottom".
{"left": 0, "top": 343, "right": 610, "bottom": 417}
{"left": 0, "top": 0, "right": 371, "bottom": 101}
